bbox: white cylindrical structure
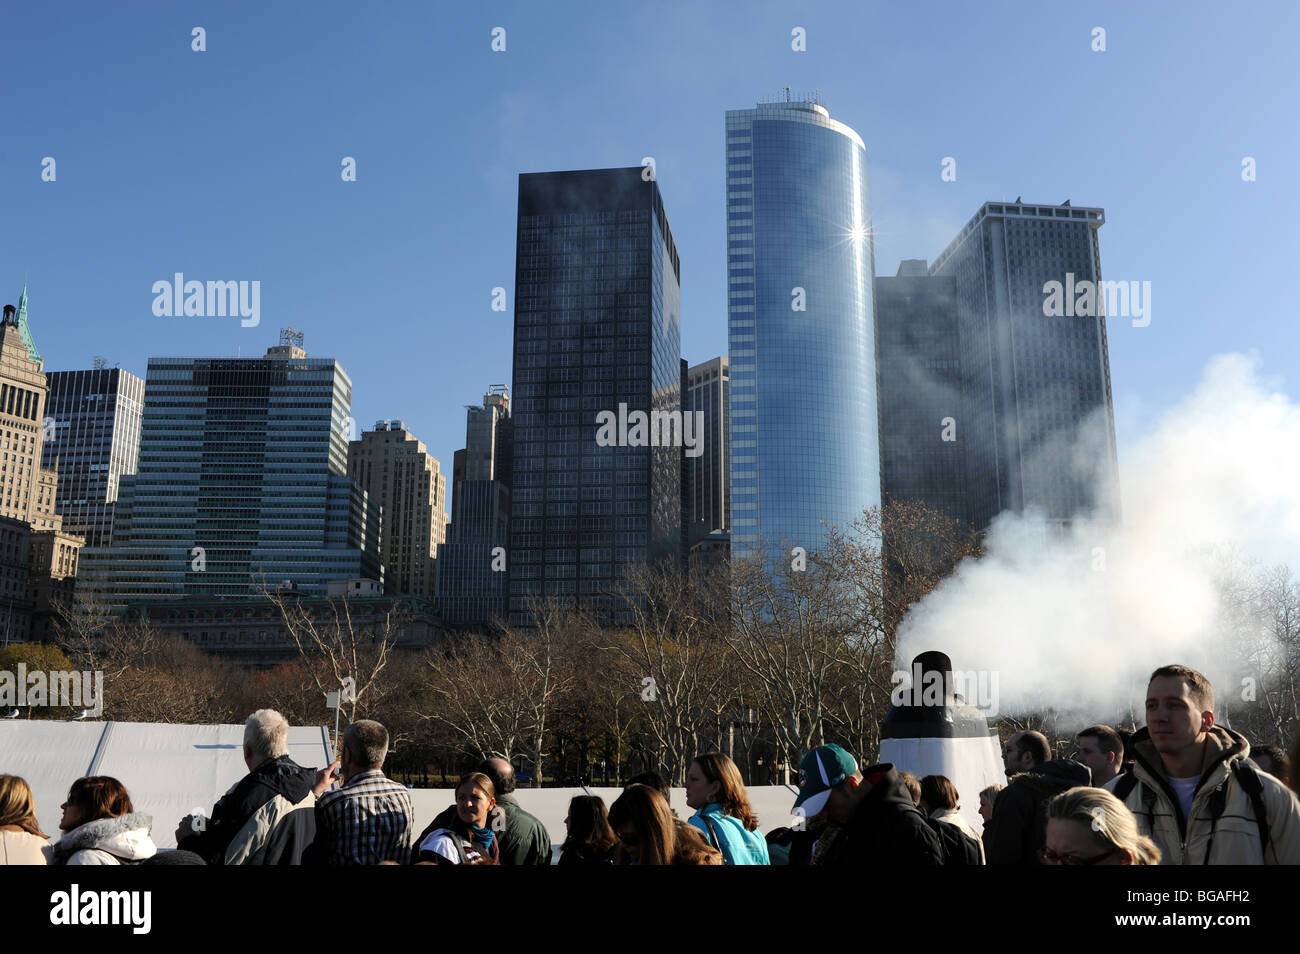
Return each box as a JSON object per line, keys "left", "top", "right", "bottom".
{"left": 879, "top": 651, "right": 1005, "bottom": 835}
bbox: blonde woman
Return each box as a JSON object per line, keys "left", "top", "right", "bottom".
{"left": 0, "top": 775, "right": 51, "bottom": 865}
{"left": 1042, "top": 786, "right": 1160, "bottom": 865}
{"left": 977, "top": 784, "right": 1003, "bottom": 825}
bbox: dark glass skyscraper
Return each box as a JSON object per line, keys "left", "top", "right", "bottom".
{"left": 43, "top": 366, "right": 145, "bottom": 548}
{"left": 930, "top": 200, "right": 1119, "bottom": 527}
{"left": 725, "top": 99, "right": 878, "bottom": 562}
{"left": 875, "top": 261, "right": 967, "bottom": 523}
{"left": 78, "top": 336, "right": 382, "bottom": 607}
{"left": 509, "top": 168, "right": 681, "bottom": 625}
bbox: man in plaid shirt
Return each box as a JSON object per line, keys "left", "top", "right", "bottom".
{"left": 314, "top": 719, "right": 414, "bottom": 865}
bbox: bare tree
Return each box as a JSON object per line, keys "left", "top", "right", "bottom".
{"left": 51, "top": 593, "right": 240, "bottom": 723}
{"left": 727, "top": 542, "right": 848, "bottom": 774}
{"left": 262, "top": 584, "right": 401, "bottom": 725}
{"left": 592, "top": 560, "right": 733, "bottom": 785}
{"left": 416, "top": 597, "right": 576, "bottom": 780}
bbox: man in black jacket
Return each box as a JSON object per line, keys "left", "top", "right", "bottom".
{"left": 983, "top": 730, "right": 1091, "bottom": 865}
{"left": 175, "top": 709, "right": 320, "bottom": 865}
{"left": 792, "top": 744, "right": 944, "bottom": 866}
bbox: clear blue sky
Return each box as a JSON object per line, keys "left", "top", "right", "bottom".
{"left": 3, "top": 1, "right": 1296, "bottom": 515}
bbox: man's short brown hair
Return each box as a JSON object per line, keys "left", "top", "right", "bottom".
{"left": 1149, "top": 665, "right": 1215, "bottom": 715}
{"left": 1078, "top": 724, "right": 1124, "bottom": 759}
{"left": 1013, "top": 730, "right": 1051, "bottom": 766}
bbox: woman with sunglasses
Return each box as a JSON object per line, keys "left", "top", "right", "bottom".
{"left": 1040, "top": 786, "right": 1160, "bottom": 865}
{"left": 608, "top": 783, "right": 721, "bottom": 865}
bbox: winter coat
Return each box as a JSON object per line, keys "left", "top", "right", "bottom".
{"left": 178, "top": 755, "right": 318, "bottom": 865}
{"left": 55, "top": 813, "right": 158, "bottom": 865}
{"left": 416, "top": 825, "right": 501, "bottom": 865}
{"left": 983, "top": 758, "right": 1091, "bottom": 865}
{"left": 813, "top": 763, "right": 945, "bottom": 866}
{"left": 687, "top": 804, "right": 770, "bottom": 865}
{"left": 929, "top": 807, "right": 985, "bottom": 864}
{"left": 1117, "top": 725, "right": 1300, "bottom": 865}
{"left": 556, "top": 842, "right": 614, "bottom": 865}
{"left": 495, "top": 794, "right": 552, "bottom": 865}
{"left": 0, "top": 828, "right": 51, "bottom": 865}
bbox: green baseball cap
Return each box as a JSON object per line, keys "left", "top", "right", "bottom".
{"left": 793, "top": 744, "right": 858, "bottom": 817}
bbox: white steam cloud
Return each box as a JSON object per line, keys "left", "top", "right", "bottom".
{"left": 897, "top": 352, "right": 1300, "bottom": 723}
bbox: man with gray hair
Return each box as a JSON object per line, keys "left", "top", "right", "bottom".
{"left": 313, "top": 719, "right": 414, "bottom": 864}
{"left": 175, "top": 708, "right": 319, "bottom": 864}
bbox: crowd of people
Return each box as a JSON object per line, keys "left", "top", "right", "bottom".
{"left": 2, "top": 663, "right": 1299, "bottom": 866}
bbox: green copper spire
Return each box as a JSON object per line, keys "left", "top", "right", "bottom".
{"left": 15, "top": 283, "right": 40, "bottom": 363}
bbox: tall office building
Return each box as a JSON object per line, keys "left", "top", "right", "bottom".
{"left": 874, "top": 261, "right": 967, "bottom": 522}
{"left": 78, "top": 331, "right": 381, "bottom": 607}
{"left": 0, "top": 291, "right": 63, "bottom": 533}
{"left": 436, "top": 386, "right": 512, "bottom": 627}
{"left": 348, "top": 421, "right": 446, "bottom": 597}
{"left": 509, "top": 168, "right": 682, "bottom": 624}
{"left": 43, "top": 365, "right": 145, "bottom": 548}
{"left": 725, "top": 98, "right": 879, "bottom": 562}
{"left": 930, "top": 200, "right": 1119, "bottom": 527}
{"left": 685, "top": 356, "right": 730, "bottom": 536}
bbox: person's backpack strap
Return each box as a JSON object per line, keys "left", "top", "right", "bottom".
{"left": 1113, "top": 772, "right": 1158, "bottom": 832}
{"left": 1112, "top": 772, "right": 1137, "bottom": 801}
{"left": 1232, "top": 759, "right": 1272, "bottom": 860}
{"left": 701, "top": 815, "right": 722, "bottom": 852}
{"left": 1202, "top": 780, "right": 1230, "bottom": 864}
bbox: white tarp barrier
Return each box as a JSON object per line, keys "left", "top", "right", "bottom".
{"left": 879, "top": 735, "right": 1006, "bottom": 834}
{"left": 1, "top": 719, "right": 897, "bottom": 858}
{"left": 0, "top": 720, "right": 332, "bottom": 846}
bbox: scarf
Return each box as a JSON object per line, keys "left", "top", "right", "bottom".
{"left": 469, "top": 823, "right": 496, "bottom": 851}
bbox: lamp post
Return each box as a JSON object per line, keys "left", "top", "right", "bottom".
{"left": 325, "top": 675, "right": 357, "bottom": 756}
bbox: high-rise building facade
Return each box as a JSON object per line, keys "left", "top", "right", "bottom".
{"left": 685, "top": 356, "right": 730, "bottom": 536}
{"left": 0, "top": 291, "right": 63, "bottom": 533}
{"left": 509, "top": 168, "right": 682, "bottom": 624}
{"left": 875, "top": 261, "right": 967, "bottom": 523}
{"left": 78, "top": 334, "right": 381, "bottom": 607}
{"left": 28, "top": 527, "right": 82, "bottom": 640}
{"left": 348, "top": 421, "right": 446, "bottom": 597}
{"left": 436, "top": 386, "right": 512, "bottom": 627}
{"left": 930, "top": 200, "right": 1119, "bottom": 527}
{"left": 725, "top": 99, "right": 879, "bottom": 562}
{"left": 43, "top": 366, "right": 145, "bottom": 548}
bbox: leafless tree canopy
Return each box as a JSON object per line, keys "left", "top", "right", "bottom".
{"left": 42, "top": 504, "right": 1300, "bottom": 787}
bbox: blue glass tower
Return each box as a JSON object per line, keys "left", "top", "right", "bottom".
{"left": 725, "top": 99, "right": 878, "bottom": 561}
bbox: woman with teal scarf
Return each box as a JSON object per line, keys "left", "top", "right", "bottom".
{"left": 685, "top": 752, "right": 770, "bottom": 865}
{"left": 415, "top": 772, "right": 502, "bottom": 865}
